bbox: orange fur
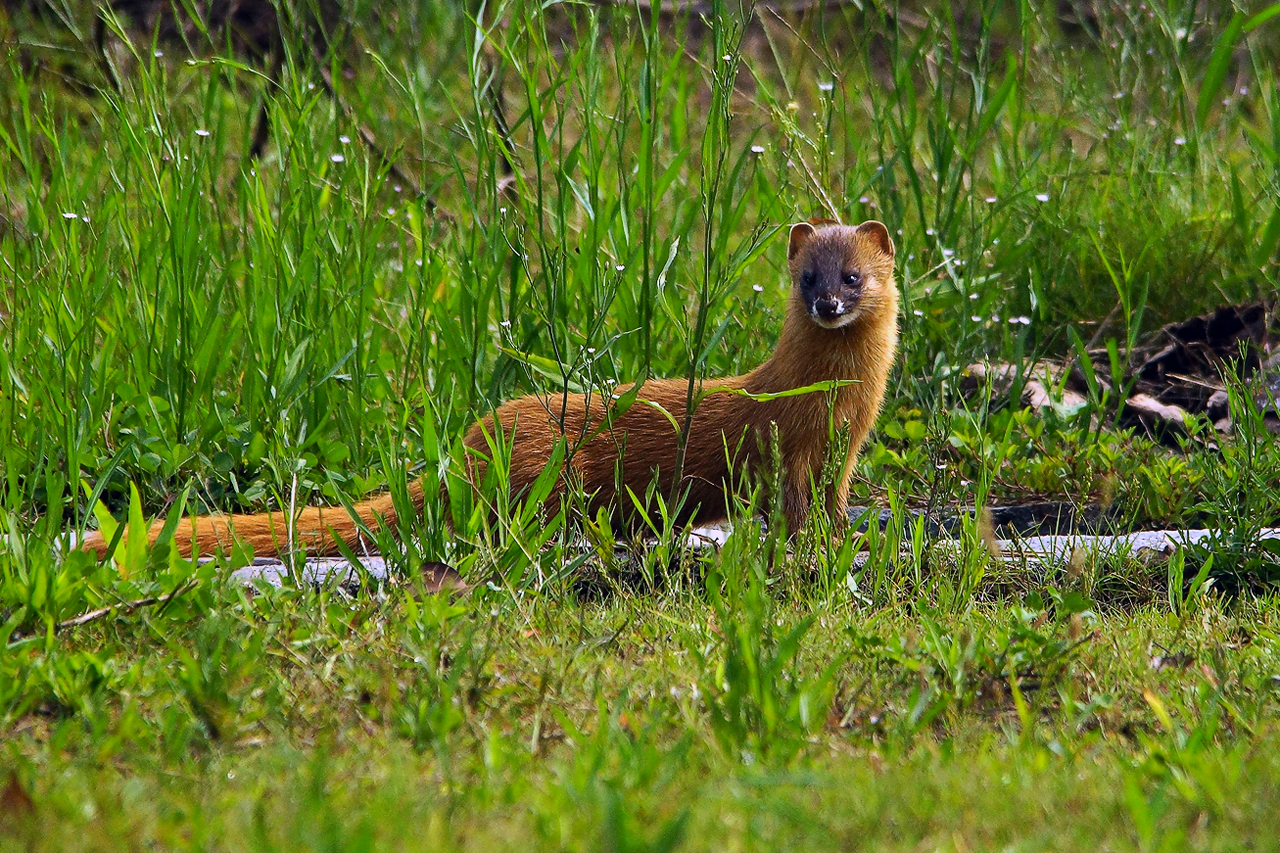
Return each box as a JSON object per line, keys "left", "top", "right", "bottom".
{"left": 81, "top": 220, "right": 898, "bottom": 559}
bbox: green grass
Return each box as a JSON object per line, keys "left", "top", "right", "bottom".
{"left": 3, "top": 0, "right": 1280, "bottom": 848}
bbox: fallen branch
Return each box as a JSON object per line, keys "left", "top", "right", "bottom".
{"left": 10, "top": 580, "right": 200, "bottom": 642}
{"left": 57, "top": 580, "right": 199, "bottom": 631}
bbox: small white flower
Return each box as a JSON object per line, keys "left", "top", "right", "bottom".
{"left": 62, "top": 212, "right": 78, "bottom": 220}
{"left": 500, "top": 320, "right": 511, "bottom": 327}
{"left": 859, "top": 196, "right": 870, "bottom": 204}
{"left": 387, "top": 208, "right": 395, "bottom": 215}
{"left": 985, "top": 196, "right": 997, "bottom": 203}
{"left": 942, "top": 248, "right": 955, "bottom": 257}
{"left": 615, "top": 264, "right": 625, "bottom": 272}
{"left": 1035, "top": 193, "right": 1049, "bottom": 202}
{"left": 752, "top": 284, "right": 764, "bottom": 293}
{"left": 587, "top": 347, "right": 596, "bottom": 354}
{"left": 195, "top": 129, "right": 210, "bottom": 137}
{"left": 750, "top": 145, "right": 765, "bottom": 154}
{"left": 818, "top": 81, "right": 835, "bottom": 92}
{"left": 1174, "top": 137, "right": 1186, "bottom": 146}
{"left": 330, "top": 153, "right": 345, "bottom": 163}
{"left": 971, "top": 315, "right": 982, "bottom": 323}
{"left": 913, "top": 309, "right": 923, "bottom": 317}
{"left": 925, "top": 228, "right": 935, "bottom": 236}
{"left": 969, "top": 293, "right": 979, "bottom": 300}
{"left": 339, "top": 135, "right": 350, "bottom": 144}
{"left": 154, "top": 50, "right": 163, "bottom": 57}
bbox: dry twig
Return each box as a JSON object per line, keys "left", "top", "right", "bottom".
{"left": 10, "top": 580, "right": 200, "bottom": 642}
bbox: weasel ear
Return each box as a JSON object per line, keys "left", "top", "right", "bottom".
{"left": 788, "top": 222, "right": 817, "bottom": 260}
{"left": 856, "top": 220, "right": 895, "bottom": 258}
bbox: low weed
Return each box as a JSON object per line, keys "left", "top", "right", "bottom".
{"left": 1185, "top": 372, "right": 1280, "bottom": 588}
{"left": 699, "top": 521, "right": 835, "bottom": 765}
{"left": 855, "top": 587, "right": 1096, "bottom": 737}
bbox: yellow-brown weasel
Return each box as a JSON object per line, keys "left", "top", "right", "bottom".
{"left": 82, "top": 219, "right": 899, "bottom": 559}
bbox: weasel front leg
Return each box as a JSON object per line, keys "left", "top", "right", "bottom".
{"left": 781, "top": 449, "right": 823, "bottom": 536}
{"left": 825, "top": 462, "right": 855, "bottom": 532}
{"left": 780, "top": 473, "right": 811, "bottom": 537}
{"left": 824, "top": 482, "right": 851, "bottom": 532}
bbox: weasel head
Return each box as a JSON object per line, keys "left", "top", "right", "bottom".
{"left": 787, "top": 219, "right": 897, "bottom": 330}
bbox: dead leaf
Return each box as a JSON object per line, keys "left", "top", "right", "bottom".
{"left": 977, "top": 507, "right": 1002, "bottom": 559}
{"left": 0, "top": 773, "right": 33, "bottom": 820}
{"left": 420, "top": 561, "right": 467, "bottom": 596}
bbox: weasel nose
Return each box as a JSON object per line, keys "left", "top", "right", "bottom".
{"left": 812, "top": 296, "right": 841, "bottom": 320}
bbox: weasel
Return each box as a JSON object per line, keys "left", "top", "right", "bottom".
{"left": 82, "top": 219, "right": 899, "bottom": 559}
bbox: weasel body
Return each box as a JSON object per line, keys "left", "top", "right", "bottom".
{"left": 82, "top": 220, "right": 898, "bottom": 559}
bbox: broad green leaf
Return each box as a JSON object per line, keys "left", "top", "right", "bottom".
{"left": 971, "top": 52, "right": 1018, "bottom": 152}
{"left": 639, "top": 398, "right": 682, "bottom": 436}
{"left": 716, "top": 378, "right": 858, "bottom": 403}
{"left": 1244, "top": 2, "right": 1280, "bottom": 32}
{"left": 122, "top": 482, "right": 149, "bottom": 579}
{"left": 498, "top": 346, "right": 584, "bottom": 394}
{"left": 1197, "top": 13, "right": 1246, "bottom": 130}
{"left": 1255, "top": 205, "right": 1280, "bottom": 267}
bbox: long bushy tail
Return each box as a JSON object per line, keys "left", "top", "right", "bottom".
{"left": 81, "top": 480, "right": 428, "bottom": 560}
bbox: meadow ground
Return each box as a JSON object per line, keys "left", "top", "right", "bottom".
{"left": 3, "top": 1, "right": 1280, "bottom": 849}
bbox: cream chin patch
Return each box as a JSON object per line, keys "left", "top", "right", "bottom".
{"left": 808, "top": 308, "right": 860, "bottom": 329}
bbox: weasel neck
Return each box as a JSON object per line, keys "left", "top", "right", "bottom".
{"left": 746, "top": 308, "right": 897, "bottom": 394}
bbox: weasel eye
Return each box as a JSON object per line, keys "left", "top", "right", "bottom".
{"left": 844, "top": 271, "right": 862, "bottom": 285}
{"left": 801, "top": 270, "right": 816, "bottom": 287}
